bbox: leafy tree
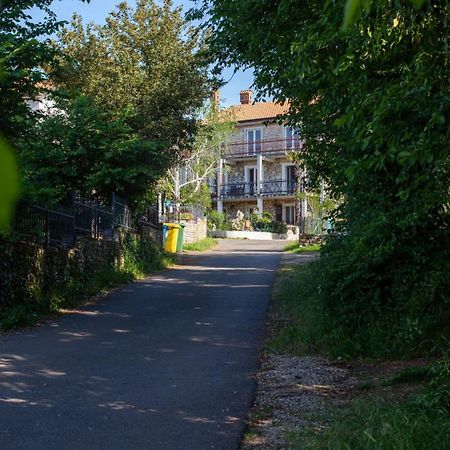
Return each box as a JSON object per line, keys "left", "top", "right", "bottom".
{"left": 0, "top": 0, "right": 89, "bottom": 140}
{"left": 162, "top": 101, "right": 235, "bottom": 207}
{"left": 14, "top": 0, "right": 210, "bottom": 206}
{"left": 196, "top": 0, "right": 450, "bottom": 356}
{"left": 0, "top": 1, "right": 89, "bottom": 228}
{"left": 20, "top": 95, "right": 170, "bottom": 204}
{"left": 55, "top": 0, "right": 209, "bottom": 157}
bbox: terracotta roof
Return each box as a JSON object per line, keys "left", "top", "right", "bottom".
{"left": 225, "top": 101, "right": 290, "bottom": 122}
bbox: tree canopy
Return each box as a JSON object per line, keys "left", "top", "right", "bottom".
{"left": 0, "top": 0, "right": 88, "bottom": 228}
{"left": 56, "top": 0, "right": 209, "bottom": 151}
{"left": 195, "top": 0, "right": 450, "bottom": 356}
{"left": 15, "top": 0, "right": 210, "bottom": 205}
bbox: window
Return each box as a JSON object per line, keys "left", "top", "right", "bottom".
{"left": 285, "top": 127, "right": 300, "bottom": 149}
{"left": 246, "top": 129, "right": 262, "bottom": 155}
{"left": 282, "top": 164, "right": 297, "bottom": 194}
{"left": 284, "top": 205, "right": 296, "bottom": 225}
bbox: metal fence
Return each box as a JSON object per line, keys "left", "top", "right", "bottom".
{"left": 11, "top": 193, "right": 161, "bottom": 247}
{"left": 163, "top": 205, "right": 204, "bottom": 223}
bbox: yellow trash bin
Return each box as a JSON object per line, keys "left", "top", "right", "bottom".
{"left": 163, "top": 223, "right": 180, "bottom": 253}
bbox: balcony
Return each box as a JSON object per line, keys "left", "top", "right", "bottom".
{"left": 223, "top": 138, "right": 302, "bottom": 158}
{"left": 220, "top": 180, "right": 297, "bottom": 199}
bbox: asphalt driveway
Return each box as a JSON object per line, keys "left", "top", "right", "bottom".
{"left": 0, "top": 239, "right": 285, "bottom": 450}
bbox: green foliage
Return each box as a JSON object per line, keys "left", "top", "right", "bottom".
{"left": 0, "top": 0, "right": 90, "bottom": 139}
{"left": 253, "top": 219, "right": 287, "bottom": 234}
{"left": 162, "top": 100, "right": 235, "bottom": 205}
{"left": 290, "top": 394, "right": 450, "bottom": 450}
{"left": 19, "top": 95, "right": 169, "bottom": 204}
{"left": 0, "top": 137, "right": 20, "bottom": 230}
{"left": 251, "top": 212, "right": 288, "bottom": 234}
{"left": 287, "top": 353, "right": 450, "bottom": 449}
{"left": 284, "top": 242, "right": 321, "bottom": 253}
{"left": 383, "top": 366, "right": 431, "bottom": 386}
{"left": 56, "top": 0, "right": 208, "bottom": 152}
{"left": 271, "top": 255, "right": 449, "bottom": 358}
{"left": 12, "top": 0, "right": 210, "bottom": 206}
{"left": 342, "top": 0, "right": 426, "bottom": 30}
{"left": 120, "top": 232, "right": 166, "bottom": 276}
{"left": 180, "top": 182, "right": 212, "bottom": 209}
{"left": 184, "top": 237, "right": 217, "bottom": 252}
{"left": 199, "top": 0, "right": 450, "bottom": 358}
{"left": 207, "top": 210, "right": 228, "bottom": 231}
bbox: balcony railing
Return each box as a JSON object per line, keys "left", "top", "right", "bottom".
{"left": 223, "top": 138, "right": 302, "bottom": 158}
{"left": 220, "top": 179, "right": 297, "bottom": 199}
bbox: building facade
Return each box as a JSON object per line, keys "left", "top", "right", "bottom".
{"left": 212, "top": 90, "right": 307, "bottom": 226}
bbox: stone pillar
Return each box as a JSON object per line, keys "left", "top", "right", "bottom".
{"left": 257, "top": 154, "right": 263, "bottom": 193}
{"left": 257, "top": 154, "right": 263, "bottom": 218}
{"left": 257, "top": 197, "right": 263, "bottom": 217}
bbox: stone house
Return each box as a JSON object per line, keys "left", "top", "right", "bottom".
{"left": 212, "top": 90, "right": 307, "bottom": 227}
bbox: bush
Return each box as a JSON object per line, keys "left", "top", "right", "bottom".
{"left": 251, "top": 212, "right": 287, "bottom": 234}
{"left": 207, "top": 210, "right": 228, "bottom": 231}
{"left": 272, "top": 232, "right": 450, "bottom": 359}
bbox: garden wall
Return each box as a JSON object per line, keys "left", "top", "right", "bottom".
{"left": 0, "top": 231, "right": 163, "bottom": 328}
{"left": 182, "top": 218, "right": 207, "bottom": 244}
{"left": 0, "top": 236, "right": 120, "bottom": 312}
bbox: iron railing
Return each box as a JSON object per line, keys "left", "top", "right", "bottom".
{"left": 223, "top": 137, "right": 302, "bottom": 158}
{"left": 220, "top": 179, "right": 297, "bottom": 199}
{"left": 11, "top": 194, "right": 161, "bottom": 247}
{"left": 164, "top": 205, "right": 204, "bottom": 223}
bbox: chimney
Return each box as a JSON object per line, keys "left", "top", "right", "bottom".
{"left": 240, "top": 89, "right": 253, "bottom": 105}
{"left": 211, "top": 89, "right": 220, "bottom": 104}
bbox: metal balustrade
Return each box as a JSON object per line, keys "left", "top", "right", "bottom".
{"left": 219, "top": 179, "right": 297, "bottom": 199}
{"left": 11, "top": 194, "right": 161, "bottom": 247}
{"left": 223, "top": 137, "right": 302, "bottom": 158}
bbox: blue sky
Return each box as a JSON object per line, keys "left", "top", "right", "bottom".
{"left": 30, "top": 0, "right": 255, "bottom": 107}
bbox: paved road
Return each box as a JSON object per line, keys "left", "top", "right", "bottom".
{"left": 0, "top": 239, "right": 285, "bottom": 450}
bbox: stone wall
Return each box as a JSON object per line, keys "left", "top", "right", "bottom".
{"left": 0, "top": 230, "right": 164, "bottom": 319}
{"left": 229, "top": 122, "right": 284, "bottom": 144}
{"left": 225, "top": 157, "right": 296, "bottom": 184}
{"left": 0, "top": 236, "right": 121, "bottom": 311}
{"left": 181, "top": 218, "right": 207, "bottom": 244}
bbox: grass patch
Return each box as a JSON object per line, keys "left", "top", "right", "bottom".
{"left": 382, "top": 366, "right": 431, "bottom": 386}
{"left": 184, "top": 237, "right": 217, "bottom": 252}
{"left": 269, "top": 263, "right": 323, "bottom": 355}
{"left": 284, "top": 241, "right": 321, "bottom": 253}
{"left": 287, "top": 394, "right": 450, "bottom": 450}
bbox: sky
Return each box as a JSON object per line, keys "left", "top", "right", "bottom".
{"left": 30, "top": 0, "right": 256, "bottom": 107}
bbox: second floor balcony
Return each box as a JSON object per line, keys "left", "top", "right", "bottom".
{"left": 223, "top": 138, "right": 302, "bottom": 158}
{"left": 216, "top": 179, "right": 297, "bottom": 199}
